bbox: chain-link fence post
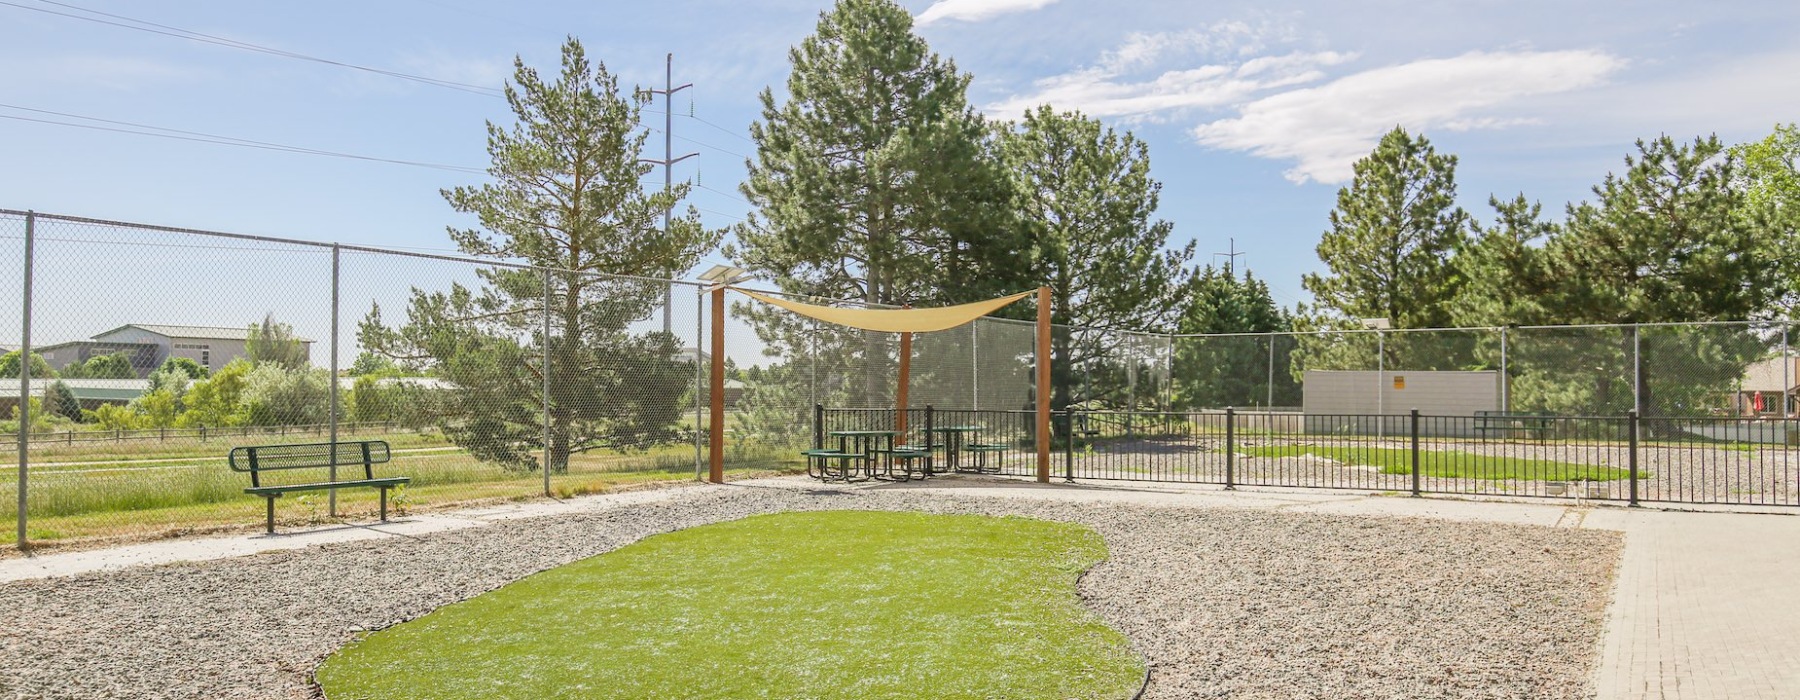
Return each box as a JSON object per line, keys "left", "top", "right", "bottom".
{"left": 1632, "top": 324, "right": 1642, "bottom": 415}
{"left": 694, "top": 287, "right": 704, "bottom": 481}
{"left": 1266, "top": 333, "right": 1276, "bottom": 409}
{"left": 1785, "top": 325, "right": 1791, "bottom": 418}
{"left": 328, "top": 243, "right": 340, "bottom": 517}
{"left": 1500, "top": 326, "right": 1509, "bottom": 412}
{"left": 971, "top": 322, "right": 979, "bottom": 410}
{"left": 542, "top": 267, "right": 553, "bottom": 497}
{"left": 16, "top": 211, "right": 34, "bottom": 550}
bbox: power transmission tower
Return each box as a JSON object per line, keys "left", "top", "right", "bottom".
{"left": 639, "top": 53, "right": 697, "bottom": 334}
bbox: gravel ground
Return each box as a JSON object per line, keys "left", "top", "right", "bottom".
{"left": 0, "top": 482, "right": 1620, "bottom": 700}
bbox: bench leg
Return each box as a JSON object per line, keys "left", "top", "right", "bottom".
{"left": 265, "top": 496, "right": 277, "bottom": 535}
{"left": 380, "top": 486, "right": 390, "bottom": 522}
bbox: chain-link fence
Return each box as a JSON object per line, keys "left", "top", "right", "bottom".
{"left": 11, "top": 208, "right": 1800, "bottom": 549}
{"left": 2, "top": 210, "right": 734, "bottom": 549}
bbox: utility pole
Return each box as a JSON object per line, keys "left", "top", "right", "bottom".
{"left": 640, "top": 53, "right": 697, "bottom": 334}
{"left": 1213, "top": 237, "right": 1244, "bottom": 275}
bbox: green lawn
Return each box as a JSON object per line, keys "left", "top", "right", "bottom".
{"left": 315, "top": 511, "right": 1144, "bottom": 700}
{"left": 1243, "top": 445, "right": 1638, "bottom": 481}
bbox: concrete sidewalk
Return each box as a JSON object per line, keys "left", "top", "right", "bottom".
{"left": 4, "top": 475, "right": 1796, "bottom": 698}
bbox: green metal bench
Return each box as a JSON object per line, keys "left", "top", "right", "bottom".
{"left": 803, "top": 449, "right": 865, "bottom": 481}
{"left": 1473, "top": 411, "right": 1555, "bottom": 440}
{"left": 229, "top": 440, "right": 409, "bottom": 534}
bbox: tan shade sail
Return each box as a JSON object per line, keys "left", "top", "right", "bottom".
{"left": 733, "top": 288, "right": 1038, "bottom": 333}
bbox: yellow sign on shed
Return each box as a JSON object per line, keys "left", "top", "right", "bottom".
{"left": 1392, "top": 375, "right": 1406, "bottom": 390}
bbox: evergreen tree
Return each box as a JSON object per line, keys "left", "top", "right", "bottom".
{"left": 1001, "top": 106, "right": 1194, "bottom": 409}
{"left": 730, "top": 0, "right": 1022, "bottom": 407}
{"left": 1532, "top": 134, "right": 1777, "bottom": 421}
{"left": 1448, "top": 195, "right": 1557, "bottom": 327}
{"left": 1303, "top": 127, "right": 1469, "bottom": 329}
{"left": 359, "top": 38, "right": 720, "bottom": 472}
{"left": 1295, "top": 127, "right": 1470, "bottom": 380}
{"left": 1172, "top": 265, "right": 1295, "bottom": 409}
{"left": 43, "top": 380, "right": 81, "bottom": 422}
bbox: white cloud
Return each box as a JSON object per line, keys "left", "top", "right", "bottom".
{"left": 915, "top": 0, "right": 1058, "bottom": 26}
{"left": 1100, "top": 19, "right": 1297, "bottom": 72}
{"left": 986, "top": 50, "right": 1354, "bottom": 121}
{"left": 1192, "top": 50, "right": 1625, "bottom": 183}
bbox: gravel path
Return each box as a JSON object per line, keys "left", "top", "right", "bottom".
{"left": 0, "top": 483, "right": 1620, "bottom": 699}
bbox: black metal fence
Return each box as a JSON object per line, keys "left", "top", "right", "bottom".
{"left": 818, "top": 405, "right": 1800, "bottom": 507}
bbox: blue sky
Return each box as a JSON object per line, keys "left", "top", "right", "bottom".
{"left": 2, "top": 0, "right": 1797, "bottom": 314}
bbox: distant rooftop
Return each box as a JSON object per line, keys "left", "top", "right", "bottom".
{"left": 95, "top": 324, "right": 315, "bottom": 343}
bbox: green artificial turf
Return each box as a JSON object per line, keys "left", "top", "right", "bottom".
{"left": 1243, "top": 445, "right": 1638, "bottom": 481}
{"left": 315, "top": 510, "right": 1144, "bottom": 699}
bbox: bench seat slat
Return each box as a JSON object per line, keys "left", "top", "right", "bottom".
{"left": 245, "top": 477, "right": 409, "bottom": 496}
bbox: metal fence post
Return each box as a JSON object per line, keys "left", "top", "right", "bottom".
{"left": 971, "top": 323, "right": 979, "bottom": 411}
{"left": 1266, "top": 334, "right": 1275, "bottom": 409}
{"left": 542, "top": 268, "right": 553, "bottom": 497}
{"left": 16, "top": 211, "right": 34, "bottom": 549}
{"left": 814, "top": 403, "right": 824, "bottom": 450}
{"left": 1632, "top": 324, "right": 1642, "bottom": 415}
{"left": 1410, "top": 408, "right": 1421, "bottom": 497}
{"left": 1499, "top": 326, "right": 1509, "bottom": 413}
{"left": 695, "top": 288, "right": 704, "bottom": 481}
{"left": 1628, "top": 410, "right": 1640, "bottom": 507}
{"left": 328, "top": 242, "right": 340, "bottom": 517}
{"left": 1063, "top": 405, "right": 1075, "bottom": 482}
{"left": 1224, "top": 407, "right": 1236, "bottom": 490}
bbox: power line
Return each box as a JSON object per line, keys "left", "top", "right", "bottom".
{"left": 4, "top": 0, "right": 504, "bottom": 96}
{"left": 695, "top": 206, "right": 747, "bottom": 223}
{"left": 695, "top": 183, "right": 751, "bottom": 205}
{"left": 0, "top": 103, "right": 487, "bottom": 174}
{"left": 685, "top": 114, "right": 754, "bottom": 145}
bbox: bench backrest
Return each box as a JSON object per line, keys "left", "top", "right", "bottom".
{"left": 229, "top": 441, "right": 392, "bottom": 487}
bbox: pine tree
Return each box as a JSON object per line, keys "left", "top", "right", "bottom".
{"left": 1303, "top": 127, "right": 1469, "bottom": 329}
{"left": 359, "top": 38, "right": 721, "bottom": 472}
{"left": 1001, "top": 106, "right": 1195, "bottom": 408}
{"left": 1172, "top": 266, "right": 1294, "bottom": 409}
{"left": 1448, "top": 195, "right": 1557, "bottom": 327}
{"left": 43, "top": 380, "right": 81, "bottom": 422}
{"left": 1535, "top": 135, "right": 1777, "bottom": 422}
{"left": 730, "top": 0, "right": 1022, "bottom": 407}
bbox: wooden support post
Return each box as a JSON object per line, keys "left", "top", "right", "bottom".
{"left": 1036, "top": 286, "right": 1051, "bottom": 483}
{"left": 709, "top": 285, "right": 726, "bottom": 484}
{"left": 897, "top": 330, "right": 912, "bottom": 436}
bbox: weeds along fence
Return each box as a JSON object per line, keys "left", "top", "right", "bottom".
{"left": 821, "top": 406, "right": 1800, "bottom": 507}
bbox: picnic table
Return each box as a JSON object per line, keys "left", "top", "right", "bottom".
{"left": 928, "top": 425, "right": 1008, "bottom": 474}
{"left": 809, "top": 429, "right": 928, "bottom": 482}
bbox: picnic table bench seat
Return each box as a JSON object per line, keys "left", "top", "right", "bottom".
{"left": 1473, "top": 411, "right": 1555, "bottom": 439}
